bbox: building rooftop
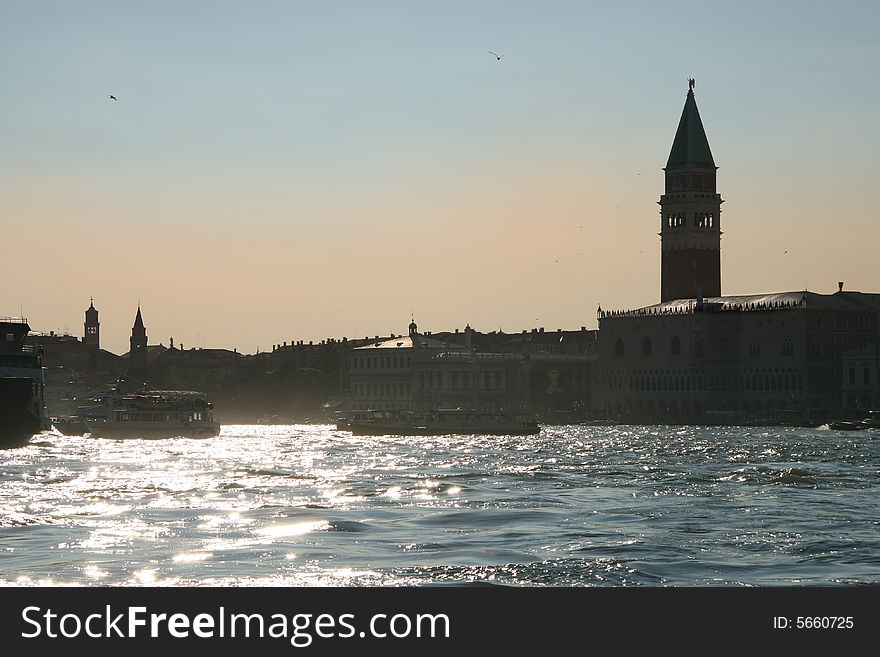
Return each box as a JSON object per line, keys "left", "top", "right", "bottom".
{"left": 354, "top": 334, "right": 456, "bottom": 350}
{"left": 601, "top": 290, "right": 880, "bottom": 319}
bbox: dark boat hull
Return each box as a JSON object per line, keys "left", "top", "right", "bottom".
{"left": 0, "top": 378, "right": 41, "bottom": 448}
{"left": 346, "top": 421, "right": 540, "bottom": 436}
{"left": 82, "top": 421, "right": 221, "bottom": 439}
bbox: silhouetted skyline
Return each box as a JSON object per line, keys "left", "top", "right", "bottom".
{"left": 3, "top": 1, "right": 879, "bottom": 354}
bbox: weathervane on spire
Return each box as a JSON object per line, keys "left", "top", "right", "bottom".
{"left": 688, "top": 77, "right": 695, "bottom": 91}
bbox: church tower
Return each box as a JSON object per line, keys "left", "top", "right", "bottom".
{"left": 129, "top": 305, "right": 148, "bottom": 381}
{"left": 83, "top": 297, "right": 100, "bottom": 348}
{"left": 659, "top": 79, "right": 723, "bottom": 302}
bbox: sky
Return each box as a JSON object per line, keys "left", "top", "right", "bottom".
{"left": 2, "top": 0, "right": 879, "bottom": 355}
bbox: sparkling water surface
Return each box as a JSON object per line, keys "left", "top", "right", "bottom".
{"left": 1, "top": 425, "right": 878, "bottom": 586}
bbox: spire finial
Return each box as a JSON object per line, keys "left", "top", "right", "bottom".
{"left": 688, "top": 77, "right": 695, "bottom": 91}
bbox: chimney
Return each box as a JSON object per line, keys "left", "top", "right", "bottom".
{"left": 838, "top": 281, "right": 844, "bottom": 292}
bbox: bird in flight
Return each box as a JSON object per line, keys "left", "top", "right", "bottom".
{"left": 488, "top": 51, "right": 501, "bottom": 60}
{"left": 109, "top": 95, "right": 118, "bottom": 101}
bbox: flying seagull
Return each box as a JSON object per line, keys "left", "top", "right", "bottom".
{"left": 109, "top": 95, "right": 118, "bottom": 101}
{"left": 488, "top": 51, "right": 501, "bottom": 60}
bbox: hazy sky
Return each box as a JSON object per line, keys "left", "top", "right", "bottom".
{"left": 3, "top": 1, "right": 879, "bottom": 354}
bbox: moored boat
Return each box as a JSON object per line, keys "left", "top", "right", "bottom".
{"left": 827, "top": 411, "right": 880, "bottom": 432}
{"left": 338, "top": 408, "right": 540, "bottom": 436}
{"left": 57, "top": 381, "right": 220, "bottom": 439}
{"left": 0, "top": 318, "right": 49, "bottom": 448}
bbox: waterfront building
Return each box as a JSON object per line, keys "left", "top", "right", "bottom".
{"left": 347, "top": 321, "right": 527, "bottom": 412}
{"left": 841, "top": 345, "right": 880, "bottom": 411}
{"left": 346, "top": 321, "right": 596, "bottom": 416}
{"left": 152, "top": 345, "right": 242, "bottom": 390}
{"left": 25, "top": 299, "right": 124, "bottom": 415}
{"left": 597, "top": 290, "right": 880, "bottom": 423}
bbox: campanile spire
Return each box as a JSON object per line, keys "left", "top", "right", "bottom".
{"left": 659, "top": 80, "right": 723, "bottom": 302}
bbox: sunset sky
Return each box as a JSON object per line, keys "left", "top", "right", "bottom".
{"left": 3, "top": 1, "right": 879, "bottom": 355}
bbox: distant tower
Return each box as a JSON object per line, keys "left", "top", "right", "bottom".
{"left": 83, "top": 297, "right": 100, "bottom": 348}
{"left": 409, "top": 317, "right": 418, "bottom": 337}
{"left": 129, "top": 305, "right": 148, "bottom": 381}
{"left": 659, "top": 79, "right": 723, "bottom": 302}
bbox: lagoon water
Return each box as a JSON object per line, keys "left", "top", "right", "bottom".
{"left": 1, "top": 425, "right": 878, "bottom": 586}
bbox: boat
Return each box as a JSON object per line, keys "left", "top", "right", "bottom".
{"left": 0, "top": 318, "right": 50, "bottom": 448}
{"left": 827, "top": 411, "right": 880, "bottom": 432}
{"left": 828, "top": 420, "right": 868, "bottom": 431}
{"left": 337, "top": 408, "right": 541, "bottom": 436}
{"left": 51, "top": 415, "right": 89, "bottom": 436}
{"left": 54, "top": 380, "right": 220, "bottom": 438}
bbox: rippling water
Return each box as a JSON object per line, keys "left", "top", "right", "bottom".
{"left": 1, "top": 425, "right": 878, "bottom": 586}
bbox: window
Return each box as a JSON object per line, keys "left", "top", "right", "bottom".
{"left": 749, "top": 342, "right": 760, "bottom": 358}
{"left": 641, "top": 337, "right": 652, "bottom": 357}
{"left": 693, "top": 341, "right": 704, "bottom": 359}
{"left": 615, "top": 338, "right": 625, "bottom": 358}
{"left": 670, "top": 335, "right": 681, "bottom": 356}
{"left": 782, "top": 339, "right": 794, "bottom": 357}
{"left": 849, "top": 368, "right": 856, "bottom": 384}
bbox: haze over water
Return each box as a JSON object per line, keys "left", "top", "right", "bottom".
{"left": 1, "top": 425, "right": 877, "bottom": 586}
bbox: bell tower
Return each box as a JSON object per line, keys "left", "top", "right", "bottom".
{"left": 84, "top": 297, "right": 100, "bottom": 348}
{"left": 659, "top": 79, "right": 723, "bottom": 302}
{"left": 129, "top": 304, "right": 148, "bottom": 381}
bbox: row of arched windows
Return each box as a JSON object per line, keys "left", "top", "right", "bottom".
{"left": 603, "top": 367, "right": 804, "bottom": 396}
{"left": 666, "top": 212, "right": 686, "bottom": 227}
{"left": 617, "top": 336, "right": 801, "bottom": 359}
{"left": 695, "top": 211, "right": 714, "bottom": 228}
{"left": 605, "top": 372, "right": 706, "bottom": 393}
{"left": 616, "top": 336, "right": 688, "bottom": 358}
{"left": 416, "top": 370, "right": 515, "bottom": 391}
{"left": 664, "top": 212, "right": 716, "bottom": 228}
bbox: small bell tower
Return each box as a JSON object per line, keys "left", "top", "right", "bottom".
{"left": 84, "top": 297, "right": 100, "bottom": 348}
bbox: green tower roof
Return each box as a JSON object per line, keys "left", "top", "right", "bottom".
{"left": 666, "top": 86, "right": 715, "bottom": 169}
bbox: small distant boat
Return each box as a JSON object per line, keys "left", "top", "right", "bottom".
{"left": 827, "top": 410, "right": 880, "bottom": 432}
{"left": 54, "top": 380, "right": 220, "bottom": 439}
{"left": 337, "top": 408, "right": 540, "bottom": 436}
{"left": 828, "top": 420, "right": 867, "bottom": 431}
